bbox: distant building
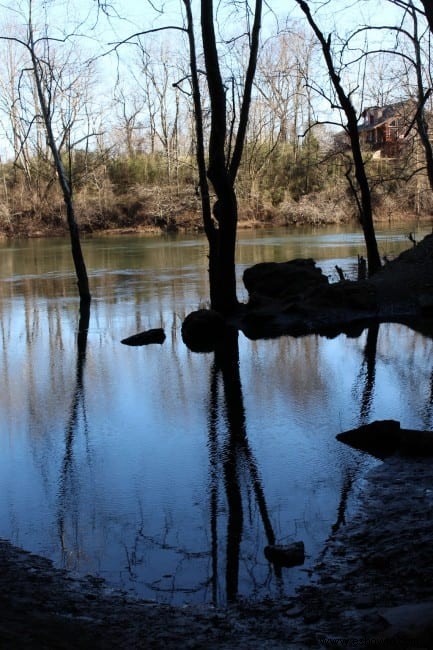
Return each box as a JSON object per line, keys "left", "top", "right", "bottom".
{"left": 358, "top": 101, "right": 415, "bottom": 158}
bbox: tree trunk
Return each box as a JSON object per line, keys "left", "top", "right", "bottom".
{"left": 420, "top": 0, "right": 433, "bottom": 34}
{"left": 29, "top": 26, "right": 91, "bottom": 303}
{"left": 410, "top": 5, "right": 433, "bottom": 194}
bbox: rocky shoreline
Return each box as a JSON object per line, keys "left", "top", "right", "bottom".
{"left": 2, "top": 453, "right": 433, "bottom": 649}
{"left": 237, "top": 232, "right": 433, "bottom": 341}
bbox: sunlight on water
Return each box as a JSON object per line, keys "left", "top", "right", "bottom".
{"left": 1, "top": 224, "right": 432, "bottom": 605}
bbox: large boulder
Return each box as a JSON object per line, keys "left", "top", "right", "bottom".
{"left": 243, "top": 259, "right": 329, "bottom": 302}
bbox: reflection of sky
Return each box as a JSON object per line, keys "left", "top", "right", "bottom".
{"left": 1, "top": 229, "right": 433, "bottom": 605}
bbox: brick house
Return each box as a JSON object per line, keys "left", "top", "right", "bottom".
{"left": 358, "top": 101, "right": 415, "bottom": 158}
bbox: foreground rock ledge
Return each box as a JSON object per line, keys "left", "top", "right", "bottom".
{"left": 2, "top": 455, "right": 433, "bottom": 648}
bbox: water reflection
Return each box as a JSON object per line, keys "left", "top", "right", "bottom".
{"left": 58, "top": 302, "right": 90, "bottom": 567}
{"left": 209, "top": 328, "right": 281, "bottom": 602}
{"left": 331, "top": 324, "right": 379, "bottom": 536}
{"left": 358, "top": 325, "right": 379, "bottom": 423}
{"left": 1, "top": 229, "right": 433, "bottom": 606}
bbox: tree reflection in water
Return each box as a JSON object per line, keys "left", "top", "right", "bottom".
{"left": 331, "top": 324, "right": 379, "bottom": 536}
{"left": 359, "top": 324, "right": 379, "bottom": 425}
{"left": 208, "top": 327, "right": 282, "bottom": 603}
{"left": 57, "top": 301, "right": 90, "bottom": 566}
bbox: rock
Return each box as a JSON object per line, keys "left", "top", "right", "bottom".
{"left": 243, "top": 259, "right": 329, "bottom": 302}
{"left": 337, "top": 420, "right": 433, "bottom": 458}
{"left": 400, "top": 428, "right": 433, "bottom": 456}
{"left": 121, "top": 328, "right": 166, "bottom": 346}
{"left": 418, "top": 291, "right": 433, "bottom": 315}
{"left": 181, "top": 309, "right": 226, "bottom": 352}
{"left": 320, "top": 281, "right": 377, "bottom": 311}
{"left": 336, "top": 420, "right": 401, "bottom": 458}
{"left": 264, "top": 542, "right": 305, "bottom": 568}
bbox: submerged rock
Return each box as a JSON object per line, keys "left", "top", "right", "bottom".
{"left": 264, "top": 542, "right": 305, "bottom": 568}
{"left": 121, "top": 328, "right": 166, "bottom": 346}
{"left": 181, "top": 309, "right": 226, "bottom": 352}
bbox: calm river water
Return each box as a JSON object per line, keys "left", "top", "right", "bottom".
{"left": 1, "top": 223, "right": 432, "bottom": 605}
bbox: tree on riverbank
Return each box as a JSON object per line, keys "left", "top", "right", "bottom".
{"left": 182, "top": 0, "right": 262, "bottom": 313}
{"left": 296, "top": 0, "right": 382, "bottom": 276}
{"left": 0, "top": 0, "right": 91, "bottom": 302}
{"left": 2, "top": 1, "right": 433, "bottom": 242}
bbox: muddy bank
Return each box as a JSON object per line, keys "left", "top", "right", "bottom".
{"left": 2, "top": 453, "right": 433, "bottom": 649}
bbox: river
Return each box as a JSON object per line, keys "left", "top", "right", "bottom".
{"left": 0, "top": 223, "right": 432, "bottom": 606}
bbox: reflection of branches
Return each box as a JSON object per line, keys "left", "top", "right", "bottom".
{"left": 134, "top": 531, "right": 210, "bottom": 560}
{"left": 145, "top": 576, "right": 212, "bottom": 595}
{"left": 331, "top": 325, "right": 379, "bottom": 537}
{"left": 209, "top": 361, "right": 220, "bottom": 604}
{"left": 122, "top": 528, "right": 212, "bottom": 598}
{"left": 57, "top": 301, "right": 90, "bottom": 566}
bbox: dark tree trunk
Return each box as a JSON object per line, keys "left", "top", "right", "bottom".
{"left": 183, "top": 0, "right": 261, "bottom": 314}
{"left": 29, "top": 28, "right": 91, "bottom": 304}
{"left": 420, "top": 0, "right": 433, "bottom": 34}
{"left": 410, "top": 5, "right": 433, "bottom": 194}
{"left": 200, "top": 1, "right": 239, "bottom": 314}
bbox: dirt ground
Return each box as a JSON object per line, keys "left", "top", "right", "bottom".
{"left": 2, "top": 454, "right": 433, "bottom": 649}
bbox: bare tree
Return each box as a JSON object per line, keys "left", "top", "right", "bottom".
{"left": 392, "top": 0, "right": 433, "bottom": 33}
{"left": 183, "top": 0, "right": 263, "bottom": 313}
{"left": 136, "top": 42, "right": 180, "bottom": 181}
{"left": 296, "top": 0, "right": 382, "bottom": 276}
{"left": 388, "top": 1, "right": 433, "bottom": 193}
{"left": 1, "top": 0, "right": 91, "bottom": 303}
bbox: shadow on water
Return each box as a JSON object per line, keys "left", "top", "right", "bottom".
{"left": 57, "top": 301, "right": 90, "bottom": 565}
{"left": 208, "top": 327, "right": 282, "bottom": 604}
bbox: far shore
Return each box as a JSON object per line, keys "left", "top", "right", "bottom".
{"left": 1, "top": 211, "right": 432, "bottom": 241}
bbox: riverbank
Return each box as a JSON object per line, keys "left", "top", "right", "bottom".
{"left": 0, "top": 183, "right": 429, "bottom": 240}
{"left": 2, "top": 453, "right": 433, "bottom": 649}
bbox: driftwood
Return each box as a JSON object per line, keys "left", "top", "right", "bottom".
{"left": 121, "top": 328, "right": 166, "bottom": 346}
{"left": 337, "top": 420, "right": 433, "bottom": 458}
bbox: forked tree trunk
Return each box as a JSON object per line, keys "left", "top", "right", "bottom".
{"left": 184, "top": 0, "right": 262, "bottom": 314}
